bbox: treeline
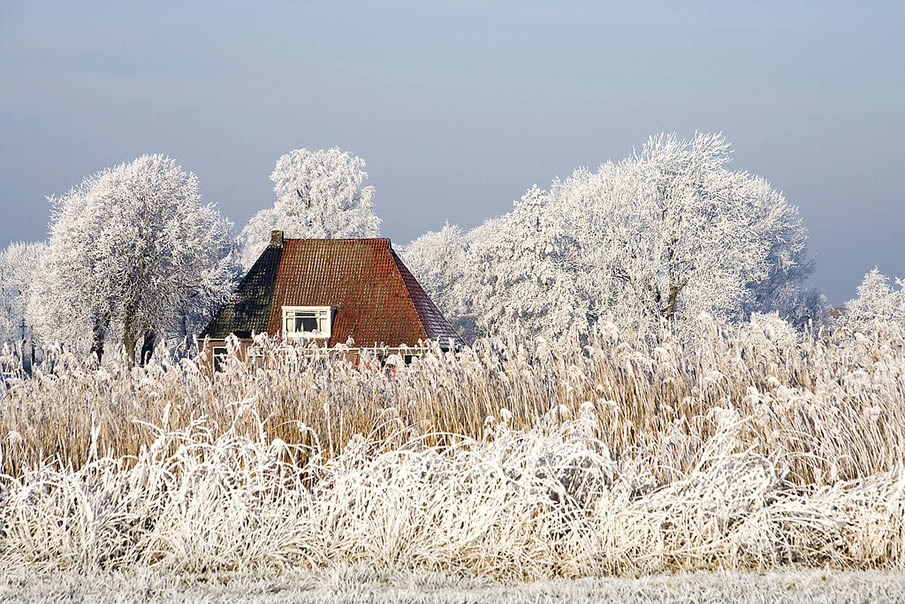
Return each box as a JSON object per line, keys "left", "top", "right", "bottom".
{"left": 0, "top": 134, "right": 902, "bottom": 364}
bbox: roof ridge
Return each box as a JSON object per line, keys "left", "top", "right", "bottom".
{"left": 281, "top": 237, "right": 390, "bottom": 243}
{"left": 383, "top": 245, "right": 429, "bottom": 343}
{"left": 388, "top": 247, "right": 465, "bottom": 347}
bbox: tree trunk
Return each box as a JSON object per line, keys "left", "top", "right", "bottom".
{"left": 663, "top": 285, "right": 680, "bottom": 319}
{"left": 123, "top": 307, "right": 137, "bottom": 365}
{"left": 140, "top": 331, "right": 156, "bottom": 366}
{"left": 662, "top": 281, "right": 686, "bottom": 320}
{"left": 89, "top": 314, "right": 108, "bottom": 364}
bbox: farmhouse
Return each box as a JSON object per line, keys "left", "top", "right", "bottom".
{"left": 201, "top": 231, "right": 464, "bottom": 368}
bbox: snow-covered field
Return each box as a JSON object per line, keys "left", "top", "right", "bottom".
{"left": 3, "top": 568, "right": 905, "bottom": 603}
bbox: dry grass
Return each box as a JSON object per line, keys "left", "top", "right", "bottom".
{"left": 0, "top": 315, "right": 904, "bottom": 579}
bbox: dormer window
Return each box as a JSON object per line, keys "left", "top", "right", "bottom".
{"left": 282, "top": 306, "right": 333, "bottom": 339}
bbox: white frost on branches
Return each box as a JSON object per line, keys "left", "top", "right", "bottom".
{"left": 405, "top": 133, "right": 816, "bottom": 342}
{"left": 238, "top": 148, "right": 381, "bottom": 269}
{"left": 28, "top": 154, "right": 239, "bottom": 361}
{"left": 837, "top": 268, "right": 905, "bottom": 333}
{"left": 0, "top": 241, "right": 45, "bottom": 345}
{"left": 554, "top": 132, "right": 815, "bottom": 333}
{"left": 467, "top": 186, "right": 589, "bottom": 341}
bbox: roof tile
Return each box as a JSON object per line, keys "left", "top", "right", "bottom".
{"left": 201, "top": 244, "right": 283, "bottom": 339}
{"left": 203, "top": 238, "right": 464, "bottom": 348}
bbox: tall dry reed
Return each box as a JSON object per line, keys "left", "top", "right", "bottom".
{"left": 2, "top": 315, "right": 903, "bottom": 485}
{"left": 0, "top": 315, "right": 903, "bottom": 578}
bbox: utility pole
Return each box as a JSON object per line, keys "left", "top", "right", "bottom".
{"left": 18, "top": 317, "right": 27, "bottom": 373}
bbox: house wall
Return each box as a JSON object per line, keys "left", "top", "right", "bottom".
{"left": 200, "top": 338, "right": 434, "bottom": 373}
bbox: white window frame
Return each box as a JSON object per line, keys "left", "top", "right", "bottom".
{"left": 282, "top": 306, "right": 334, "bottom": 339}
{"left": 212, "top": 346, "right": 228, "bottom": 372}
{"left": 248, "top": 345, "right": 266, "bottom": 370}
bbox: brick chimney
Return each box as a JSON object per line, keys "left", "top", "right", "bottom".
{"left": 270, "top": 230, "right": 284, "bottom": 247}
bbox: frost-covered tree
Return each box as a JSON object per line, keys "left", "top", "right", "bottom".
{"left": 767, "top": 286, "right": 828, "bottom": 330}
{"left": 836, "top": 268, "right": 905, "bottom": 333}
{"left": 741, "top": 209, "right": 824, "bottom": 326}
{"left": 29, "top": 154, "right": 239, "bottom": 362}
{"left": 404, "top": 189, "right": 590, "bottom": 342}
{"left": 0, "top": 241, "right": 45, "bottom": 345}
{"left": 404, "top": 189, "right": 593, "bottom": 342}
{"left": 554, "top": 133, "right": 813, "bottom": 332}
{"left": 238, "top": 147, "right": 381, "bottom": 268}
{"left": 466, "top": 187, "right": 589, "bottom": 340}
{"left": 406, "top": 133, "right": 815, "bottom": 342}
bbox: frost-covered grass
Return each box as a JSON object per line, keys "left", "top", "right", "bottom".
{"left": 0, "top": 317, "right": 904, "bottom": 580}
{"left": 4, "top": 568, "right": 905, "bottom": 603}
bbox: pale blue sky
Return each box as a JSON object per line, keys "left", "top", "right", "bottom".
{"left": 1, "top": 1, "right": 903, "bottom": 303}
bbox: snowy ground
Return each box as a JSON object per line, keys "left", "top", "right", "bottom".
{"left": 2, "top": 568, "right": 904, "bottom": 603}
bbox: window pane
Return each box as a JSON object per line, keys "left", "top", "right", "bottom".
{"left": 213, "top": 347, "right": 227, "bottom": 372}
{"left": 296, "top": 316, "right": 318, "bottom": 332}
{"left": 282, "top": 307, "right": 331, "bottom": 336}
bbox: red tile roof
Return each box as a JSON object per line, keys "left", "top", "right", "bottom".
{"left": 389, "top": 247, "right": 463, "bottom": 345}
{"left": 200, "top": 244, "right": 283, "bottom": 339}
{"left": 210, "top": 237, "right": 464, "bottom": 348}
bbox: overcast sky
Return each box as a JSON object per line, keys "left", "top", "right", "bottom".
{"left": 1, "top": 1, "right": 903, "bottom": 304}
